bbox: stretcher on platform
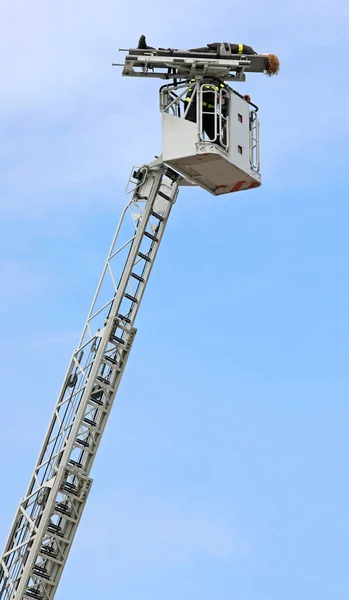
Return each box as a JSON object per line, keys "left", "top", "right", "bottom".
{"left": 115, "top": 47, "right": 269, "bottom": 82}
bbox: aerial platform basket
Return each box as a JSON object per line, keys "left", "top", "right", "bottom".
{"left": 160, "top": 81, "right": 261, "bottom": 196}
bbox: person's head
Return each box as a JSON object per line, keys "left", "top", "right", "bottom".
{"left": 261, "top": 53, "right": 280, "bottom": 76}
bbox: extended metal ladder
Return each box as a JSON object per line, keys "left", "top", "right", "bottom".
{"left": 0, "top": 160, "right": 179, "bottom": 600}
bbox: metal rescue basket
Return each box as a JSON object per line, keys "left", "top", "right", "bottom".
{"left": 160, "top": 79, "right": 261, "bottom": 195}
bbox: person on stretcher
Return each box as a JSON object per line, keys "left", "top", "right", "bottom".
{"left": 136, "top": 36, "right": 280, "bottom": 76}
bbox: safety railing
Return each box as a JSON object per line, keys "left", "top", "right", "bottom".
{"left": 160, "top": 81, "right": 230, "bottom": 151}
{"left": 249, "top": 110, "right": 260, "bottom": 172}
{"left": 198, "top": 83, "right": 229, "bottom": 150}
{"left": 160, "top": 82, "right": 191, "bottom": 118}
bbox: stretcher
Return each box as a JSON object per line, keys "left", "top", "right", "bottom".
{"left": 115, "top": 46, "right": 269, "bottom": 82}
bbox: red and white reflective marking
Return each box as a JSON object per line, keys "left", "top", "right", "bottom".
{"left": 215, "top": 179, "right": 261, "bottom": 194}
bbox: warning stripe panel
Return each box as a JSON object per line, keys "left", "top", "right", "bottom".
{"left": 215, "top": 179, "right": 261, "bottom": 195}
{"left": 230, "top": 181, "right": 245, "bottom": 192}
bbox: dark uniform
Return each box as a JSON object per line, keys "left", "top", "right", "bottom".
{"left": 137, "top": 36, "right": 257, "bottom": 57}
{"left": 184, "top": 79, "right": 228, "bottom": 143}
{"left": 189, "top": 43, "right": 257, "bottom": 55}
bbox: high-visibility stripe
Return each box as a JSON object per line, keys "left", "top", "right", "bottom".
{"left": 238, "top": 44, "right": 243, "bottom": 54}
{"left": 185, "top": 98, "right": 214, "bottom": 108}
{"left": 216, "top": 180, "right": 260, "bottom": 194}
{"left": 247, "top": 181, "right": 260, "bottom": 189}
{"left": 230, "top": 181, "right": 245, "bottom": 192}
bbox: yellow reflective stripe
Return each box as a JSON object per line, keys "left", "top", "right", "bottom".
{"left": 185, "top": 97, "right": 191, "bottom": 102}
{"left": 238, "top": 44, "right": 243, "bottom": 54}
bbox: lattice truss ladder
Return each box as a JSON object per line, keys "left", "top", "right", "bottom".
{"left": 0, "top": 160, "right": 179, "bottom": 600}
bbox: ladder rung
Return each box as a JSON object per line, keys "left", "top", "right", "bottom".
{"left": 131, "top": 272, "right": 144, "bottom": 283}
{"left": 144, "top": 231, "right": 158, "bottom": 242}
{"left": 33, "top": 566, "right": 47, "bottom": 575}
{"left": 83, "top": 417, "right": 97, "bottom": 427}
{"left": 151, "top": 210, "right": 164, "bottom": 222}
{"left": 40, "top": 548, "right": 57, "bottom": 559}
{"left": 118, "top": 313, "right": 131, "bottom": 324}
{"left": 165, "top": 168, "right": 178, "bottom": 182}
{"left": 63, "top": 486, "right": 78, "bottom": 497}
{"left": 105, "top": 355, "right": 118, "bottom": 366}
{"left": 55, "top": 503, "right": 71, "bottom": 516}
{"left": 33, "top": 572, "right": 50, "bottom": 581}
{"left": 55, "top": 507, "right": 70, "bottom": 517}
{"left": 47, "top": 524, "right": 63, "bottom": 537}
{"left": 111, "top": 335, "right": 125, "bottom": 345}
{"left": 63, "top": 482, "right": 77, "bottom": 491}
{"left": 76, "top": 438, "right": 90, "bottom": 448}
{"left": 55, "top": 502, "right": 69, "bottom": 511}
{"left": 138, "top": 252, "right": 151, "bottom": 263}
{"left": 47, "top": 522, "right": 61, "bottom": 532}
{"left": 69, "top": 459, "right": 82, "bottom": 468}
{"left": 40, "top": 545, "right": 55, "bottom": 555}
{"left": 90, "top": 391, "right": 104, "bottom": 405}
{"left": 32, "top": 567, "right": 50, "bottom": 581}
{"left": 124, "top": 293, "right": 138, "bottom": 303}
{"left": 158, "top": 190, "right": 172, "bottom": 202}
{"left": 97, "top": 376, "right": 110, "bottom": 386}
{"left": 26, "top": 590, "right": 42, "bottom": 600}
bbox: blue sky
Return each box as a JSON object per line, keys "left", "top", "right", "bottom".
{"left": 1, "top": 1, "right": 349, "bottom": 599}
